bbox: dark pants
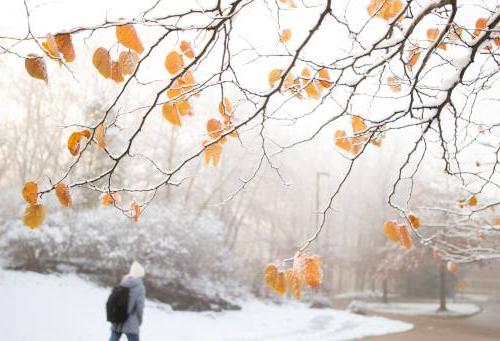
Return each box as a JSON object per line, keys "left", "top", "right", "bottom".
{"left": 109, "top": 331, "right": 139, "bottom": 341}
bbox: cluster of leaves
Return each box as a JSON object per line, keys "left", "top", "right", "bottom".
{"left": 458, "top": 195, "right": 478, "bottom": 208}
{"left": 268, "top": 67, "right": 332, "bottom": 99}
{"left": 21, "top": 181, "right": 70, "bottom": 229}
{"left": 383, "top": 214, "right": 421, "bottom": 250}
{"left": 24, "top": 33, "right": 75, "bottom": 82}
{"left": 264, "top": 253, "right": 322, "bottom": 300}
{"left": 334, "top": 116, "right": 383, "bottom": 155}
{"left": 92, "top": 24, "right": 142, "bottom": 82}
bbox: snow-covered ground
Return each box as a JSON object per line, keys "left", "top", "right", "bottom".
{"left": 335, "top": 291, "right": 398, "bottom": 300}
{"left": 0, "top": 269, "right": 412, "bottom": 340}
{"left": 364, "top": 302, "right": 481, "bottom": 317}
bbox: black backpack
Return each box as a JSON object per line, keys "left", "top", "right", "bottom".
{"left": 106, "top": 285, "right": 130, "bottom": 324}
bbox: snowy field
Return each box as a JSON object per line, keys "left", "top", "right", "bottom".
{"left": 365, "top": 302, "right": 481, "bottom": 317}
{"left": 0, "top": 269, "right": 412, "bottom": 340}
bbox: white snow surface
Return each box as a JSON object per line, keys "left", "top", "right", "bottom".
{"left": 0, "top": 269, "right": 413, "bottom": 341}
{"left": 365, "top": 302, "right": 481, "bottom": 317}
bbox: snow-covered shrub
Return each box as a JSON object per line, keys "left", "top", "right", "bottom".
{"left": 0, "top": 203, "right": 241, "bottom": 310}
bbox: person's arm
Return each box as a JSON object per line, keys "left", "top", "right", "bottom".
{"left": 136, "top": 286, "right": 145, "bottom": 325}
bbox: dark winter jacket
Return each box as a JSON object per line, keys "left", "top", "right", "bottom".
{"left": 111, "top": 275, "right": 146, "bottom": 334}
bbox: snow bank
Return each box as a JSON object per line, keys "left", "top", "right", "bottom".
{"left": 365, "top": 302, "right": 481, "bottom": 317}
{"left": 0, "top": 269, "right": 413, "bottom": 340}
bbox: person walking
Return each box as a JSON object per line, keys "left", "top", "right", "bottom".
{"left": 107, "top": 261, "right": 146, "bottom": 341}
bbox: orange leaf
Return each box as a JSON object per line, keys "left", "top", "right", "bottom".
{"left": 318, "top": 68, "right": 333, "bottom": 89}
{"left": 25, "top": 55, "right": 48, "bottom": 83}
{"left": 468, "top": 195, "right": 478, "bottom": 206}
{"left": 275, "top": 271, "right": 286, "bottom": 296}
{"left": 119, "top": 51, "right": 139, "bottom": 75}
{"left": 398, "top": 224, "right": 413, "bottom": 249}
{"left": 23, "top": 204, "right": 47, "bottom": 229}
{"left": 162, "top": 103, "right": 181, "bottom": 126}
{"left": 207, "top": 119, "right": 223, "bottom": 138}
{"left": 176, "top": 100, "right": 192, "bottom": 116}
{"left": 387, "top": 76, "right": 401, "bottom": 92}
{"left": 218, "top": 97, "right": 233, "bottom": 117}
{"left": 54, "top": 33, "right": 75, "bottom": 62}
{"left": 384, "top": 220, "right": 400, "bottom": 243}
{"left": 351, "top": 116, "right": 367, "bottom": 133}
{"left": 111, "top": 61, "right": 124, "bottom": 83}
{"left": 303, "top": 255, "right": 322, "bottom": 288}
{"left": 67, "top": 132, "right": 83, "bottom": 156}
{"left": 264, "top": 264, "right": 278, "bottom": 291}
{"left": 22, "top": 181, "right": 38, "bottom": 205}
{"left": 92, "top": 48, "right": 111, "bottom": 79}
{"left": 116, "top": 24, "right": 144, "bottom": 54}
{"left": 203, "top": 140, "right": 222, "bottom": 166}
{"left": 280, "top": 29, "right": 292, "bottom": 43}
{"left": 408, "top": 213, "right": 421, "bottom": 229}
{"left": 426, "top": 28, "right": 439, "bottom": 41}
{"left": 285, "top": 269, "right": 302, "bottom": 299}
{"left": 55, "top": 183, "right": 72, "bottom": 208}
{"left": 474, "top": 17, "right": 488, "bottom": 37}
{"left": 279, "top": 0, "right": 297, "bottom": 8}
{"left": 367, "top": 0, "right": 402, "bottom": 21}
{"left": 334, "top": 130, "right": 352, "bottom": 152}
{"left": 42, "top": 33, "right": 60, "bottom": 60}
{"left": 131, "top": 201, "right": 141, "bottom": 222}
{"left": 180, "top": 40, "right": 195, "bottom": 59}
{"left": 100, "top": 192, "right": 121, "bottom": 206}
{"left": 165, "top": 51, "right": 184, "bottom": 75}
{"left": 407, "top": 48, "right": 421, "bottom": 71}
{"left": 95, "top": 124, "right": 106, "bottom": 149}
{"left": 268, "top": 68, "right": 283, "bottom": 88}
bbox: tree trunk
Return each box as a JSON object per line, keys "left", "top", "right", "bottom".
{"left": 438, "top": 261, "right": 447, "bottom": 311}
{"left": 382, "top": 277, "right": 388, "bottom": 304}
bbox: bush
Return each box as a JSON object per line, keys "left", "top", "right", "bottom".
{"left": 0, "top": 203, "right": 242, "bottom": 311}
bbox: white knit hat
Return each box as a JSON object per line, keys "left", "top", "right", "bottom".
{"left": 129, "top": 261, "right": 145, "bottom": 278}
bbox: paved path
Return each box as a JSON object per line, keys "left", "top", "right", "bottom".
{"left": 367, "top": 300, "right": 500, "bottom": 340}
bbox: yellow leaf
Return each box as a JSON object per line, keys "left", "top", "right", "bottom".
{"left": 95, "top": 124, "right": 106, "bottom": 149}
{"left": 116, "top": 23, "right": 144, "bottom": 54}
{"left": 23, "top": 204, "right": 47, "bottom": 229}
{"left": 280, "top": 29, "right": 292, "bottom": 43}
{"left": 162, "top": 103, "right": 181, "bottom": 126}
{"left": 55, "top": 183, "right": 72, "bottom": 208}
{"left": 268, "top": 68, "right": 283, "bottom": 88}
{"left": 25, "top": 55, "right": 48, "bottom": 83}
{"left": 92, "top": 48, "right": 111, "bottom": 79}
{"left": 165, "top": 51, "right": 184, "bottom": 75}
{"left": 22, "top": 181, "right": 38, "bottom": 205}
{"left": 42, "top": 33, "right": 60, "bottom": 60}
{"left": 54, "top": 33, "right": 75, "bottom": 62}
